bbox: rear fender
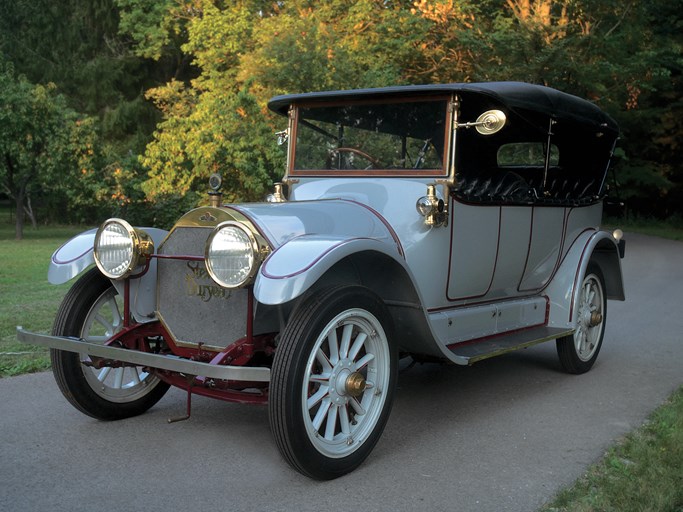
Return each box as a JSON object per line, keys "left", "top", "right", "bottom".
{"left": 254, "top": 235, "right": 406, "bottom": 306}
{"left": 546, "top": 230, "right": 625, "bottom": 329}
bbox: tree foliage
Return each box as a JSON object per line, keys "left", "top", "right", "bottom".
{"left": 129, "top": 0, "right": 682, "bottom": 216}
{"left": 0, "top": 65, "right": 98, "bottom": 238}
{"left": 1, "top": 0, "right": 681, "bottom": 222}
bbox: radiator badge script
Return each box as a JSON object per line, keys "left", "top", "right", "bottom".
{"left": 185, "top": 261, "right": 232, "bottom": 302}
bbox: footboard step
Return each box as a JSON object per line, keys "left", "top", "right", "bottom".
{"left": 448, "top": 326, "right": 574, "bottom": 365}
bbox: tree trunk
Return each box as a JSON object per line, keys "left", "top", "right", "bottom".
{"left": 24, "top": 194, "right": 37, "bottom": 229}
{"left": 15, "top": 186, "right": 25, "bottom": 240}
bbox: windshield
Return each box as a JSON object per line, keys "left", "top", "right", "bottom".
{"left": 292, "top": 98, "right": 449, "bottom": 174}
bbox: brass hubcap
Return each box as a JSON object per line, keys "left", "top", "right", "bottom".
{"left": 589, "top": 311, "right": 603, "bottom": 327}
{"left": 345, "top": 372, "right": 367, "bottom": 397}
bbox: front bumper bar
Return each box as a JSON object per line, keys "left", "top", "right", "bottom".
{"left": 16, "top": 327, "right": 271, "bottom": 383}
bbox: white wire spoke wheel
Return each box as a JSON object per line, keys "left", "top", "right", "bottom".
{"left": 79, "top": 287, "right": 159, "bottom": 403}
{"left": 557, "top": 263, "right": 607, "bottom": 374}
{"left": 51, "top": 268, "right": 169, "bottom": 419}
{"left": 302, "top": 308, "right": 391, "bottom": 457}
{"left": 269, "top": 286, "right": 397, "bottom": 480}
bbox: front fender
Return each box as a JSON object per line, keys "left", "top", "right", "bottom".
{"left": 48, "top": 227, "right": 169, "bottom": 284}
{"left": 254, "top": 235, "right": 405, "bottom": 305}
{"left": 48, "top": 228, "right": 98, "bottom": 285}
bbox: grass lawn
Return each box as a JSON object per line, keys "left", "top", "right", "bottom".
{"left": 541, "top": 387, "right": 683, "bottom": 511}
{"left": 0, "top": 214, "right": 88, "bottom": 376}
{"left": 606, "top": 215, "right": 683, "bottom": 242}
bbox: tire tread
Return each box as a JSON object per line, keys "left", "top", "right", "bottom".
{"left": 269, "top": 285, "right": 397, "bottom": 480}
{"left": 51, "top": 268, "right": 169, "bottom": 420}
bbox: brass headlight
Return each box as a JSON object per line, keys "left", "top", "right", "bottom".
{"left": 205, "top": 221, "right": 268, "bottom": 288}
{"left": 94, "top": 219, "right": 154, "bottom": 279}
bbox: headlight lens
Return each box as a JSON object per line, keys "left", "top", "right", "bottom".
{"left": 205, "top": 222, "right": 259, "bottom": 288}
{"left": 94, "top": 219, "right": 153, "bottom": 279}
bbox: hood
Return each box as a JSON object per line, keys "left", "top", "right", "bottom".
{"left": 227, "top": 199, "right": 401, "bottom": 254}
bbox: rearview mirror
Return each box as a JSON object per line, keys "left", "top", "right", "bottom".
{"left": 456, "top": 110, "right": 507, "bottom": 135}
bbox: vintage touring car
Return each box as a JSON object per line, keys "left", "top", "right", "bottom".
{"left": 18, "top": 82, "right": 625, "bottom": 479}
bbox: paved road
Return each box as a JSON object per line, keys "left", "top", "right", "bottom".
{"left": 1, "top": 233, "right": 682, "bottom": 512}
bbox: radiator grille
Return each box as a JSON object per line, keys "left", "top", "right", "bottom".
{"left": 156, "top": 227, "right": 248, "bottom": 349}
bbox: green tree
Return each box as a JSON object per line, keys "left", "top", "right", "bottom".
{"left": 0, "top": 0, "right": 185, "bottom": 224}
{"left": 409, "top": 0, "right": 682, "bottom": 215}
{"left": 133, "top": 1, "right": 415, "bottom": 204}
{"left": 3, "top": 0, "right": 676, "bottom": 221}
{"left": 136, "top": 2, "right": 284, "bottom": 203}
{"left": 0, "top": 65, "right": 97, "bottom": 239}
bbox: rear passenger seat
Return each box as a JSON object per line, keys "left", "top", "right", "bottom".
{"left": 454, "top": 171, "right": 532, "bottom": 203}
{"left": 455, "top": 170, "right": 598, "bottom": 206}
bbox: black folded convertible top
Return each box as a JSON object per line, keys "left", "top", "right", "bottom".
{"left": 267, "top": 82, "right": 618, "bottom": 134}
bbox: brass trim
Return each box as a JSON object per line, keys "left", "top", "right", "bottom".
{"left": 160, "top": 206, "right": 268, "bottom": 255}
{"left": 417, "top": 183, "right": 447, "bottom": 228}
{"left": 208, "top": 192, "right": 222, "bottom": 208}
{"left": 204, "top": 221, "right": 271, "bottom": 289}
{"left": 465, "top": 329, "right": 575, "bottom": 365}
{"left": 288, "top": 95, "right": 452, "bottom": 178}
{"left": 172, "top": 206, "right": 249, "bottom": 229}
{"left": 266, "top": 183, "right": 287, "bottom": 203}
{"left": 345, "top": 372, "right": 367, "bottom": 397}
{"left": 432, "top": 94, "right": 461, "bottom": 225}
{"left": 94, "top": 218, "right": 154, "bottom": 280}
{"left": 589, "top": 311, "right": 603, "bottom": 327}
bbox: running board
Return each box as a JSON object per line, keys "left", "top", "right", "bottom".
{"left": 448, "top": 326, "right": 574, "bottom": 365}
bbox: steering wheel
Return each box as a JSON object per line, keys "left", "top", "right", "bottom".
{"left": 327, "top": 147, "right": 382, "bottom": 170}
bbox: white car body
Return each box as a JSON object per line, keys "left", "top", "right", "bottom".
{"left": 19, "top": 82, "right": 625, "bottom": 479}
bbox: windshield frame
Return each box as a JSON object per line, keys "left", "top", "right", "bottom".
{"left": 287, "top": 95, "right": 453, "bottom": 178}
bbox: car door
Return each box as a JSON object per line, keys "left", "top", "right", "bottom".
{"left": 447, "top": 199, "right": 533, "bottom": 302}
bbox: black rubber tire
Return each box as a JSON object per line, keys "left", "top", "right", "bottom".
{"left": 51, "top": 268, "right": 169, "bottom": 420}
{"left": 556, "top": 263, "right": 607, "bottom": 374}
{"left": 269, "top": 285, "right": 397, "bottom": 480}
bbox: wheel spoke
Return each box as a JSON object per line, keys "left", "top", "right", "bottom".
{"left": 86, "top": 335, "right": 110, "bottom": 344}
{"left": 327, "top": 330, "right": 339, "bottom": 364}
{"left": 97, "top": 366, "right": 112, "bottom": 382}
{"left": 587, "top": 289, "right": 596, "bottom": 306}
{"left": 583, "top": 332, "right": 591, "bottom": 349}
{"left": 325, "top": 404, "right": 338, "bottom": 440}
{"left": 307, "top": 385, "right": 330, "bottom": 410}
{"left": 575, "top": 325, "right": 586, "bottom": 353}
{"left": 131, "top": 369, "right": 141, "bottom": 386}
{"left": 315, "top": 348, "right": 333, "bottom": 372}
{"left": 348, "top": 332, "right": 367, "bottom": 361}
{"left": 355, "top": 353, "right": 375, "bottom": 371}
{"left": 339, "top": 405, "right": 351, "bottom": 435}
{"left": 349, "top": 396, "right": 366, "bottom": 416}
{"left": 113, "top": 367, "right": 124, "bottom": 389}
{"left": 309, "top": 373, "right": 330, "bottom": 384}
{"left": 340, "top": 324, "right": 353, "bottom": 359}
{"left": 108, "top": 298, "right": 122, "bottom": 330}
{"left": 94, "top": 313, "right": 114, "bottom": 336}
{"left": 312, "top": 398, "right": 332, "bottom": 431}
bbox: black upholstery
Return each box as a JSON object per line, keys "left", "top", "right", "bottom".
{"left": 454, "top": 170, "right": 598, "bottom": 206}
